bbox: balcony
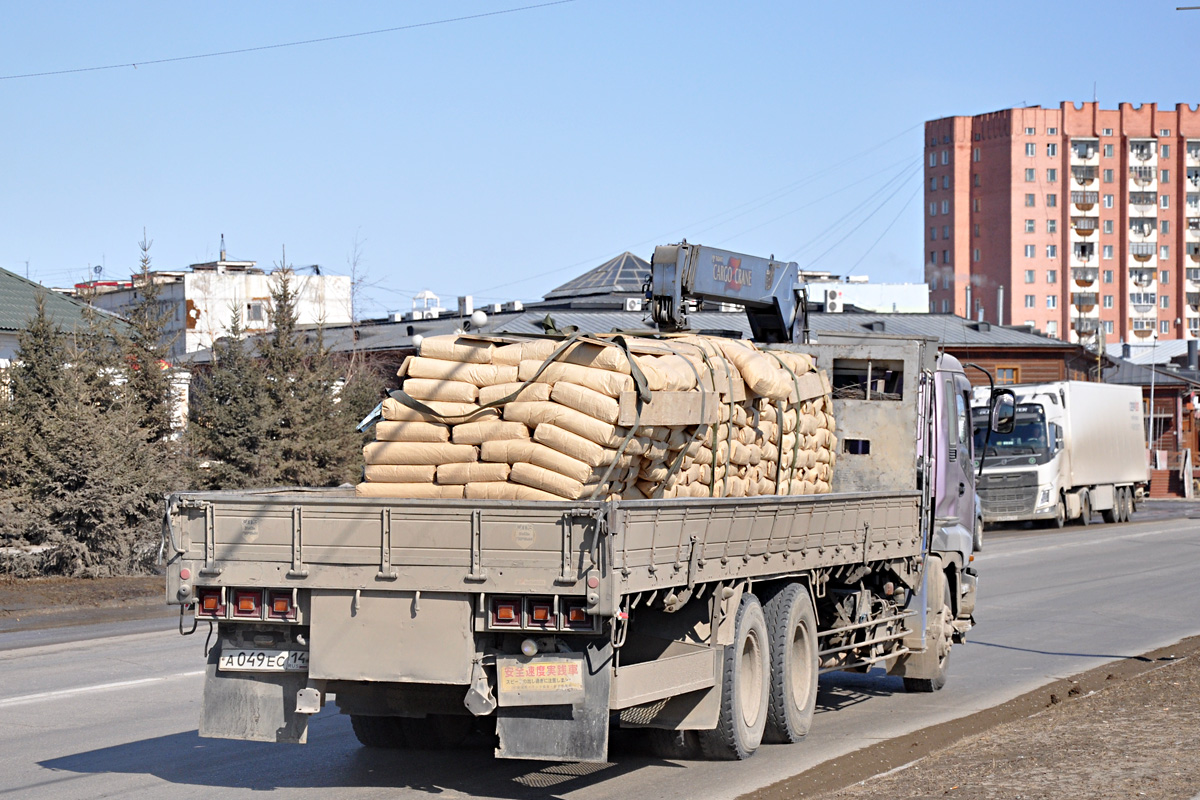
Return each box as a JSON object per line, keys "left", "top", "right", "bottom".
{"left": 1072, "top": 216, "right": 1098, "bottom": 236}
{"left": 1189, "top": 293, "right": 1200, "bottom": 310}
{"left": 1072, "top": 243, "right": 1096, "bottom": 262}
{"left": 1132, "top": 319, "right": 1156, "bottom": 338}
{"left": 1072, "top": 292, "right": 1098, "bottom": 311}
{"left": 1188, "top": 142, "right": 1200, "bottom": 165}
{"left": 1188, "top": 267, "right": 1200, "bottom": 283}
{"left": 1130, "top": 165, "right": 1156, "bottom": 185}
{"left": 1072, "top": 140, "right": 1099, "bottom": 161}
{"left": 1073, "top": 317, "right": 1100, "bottom": 335}
{"left": 1071, "top": 190, "right": 1099, "bottom": 210}
{"left": 1189, "top": 168, "right": 1200, "bottom": 190}
{"left": 1131, "top": 243, "right": 1157, "bottom": 262}
{"left": 1130, "top": 143, "right": 1156, "bottom": 161}
{"left": 1130, "top": 292, "right": 1157, "bottom": 313}
{"left": 1130, "top": 266, "right": 1157, "bottom": 285}
{"left": 1130, "top": 191, "right": 1157, "bottom": 208}
{"left": 1072, "top": 266, "right": 1098, "bottom": 285}
{"left": 1188, "top": 242, "right": 1200, "bottom": 263}
{"left": 1072, "top": 165, "right": 1098, "bottom": 185}
{"left": 1129, "top": 218, "right": 1158, "bottom": 238}
{"left": 1189, "top": 217, "right": 1200, "bottom": 232}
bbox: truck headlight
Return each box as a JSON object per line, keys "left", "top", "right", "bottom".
{"left": 1039, "top": 488, "right": 1051, "bottom": 505}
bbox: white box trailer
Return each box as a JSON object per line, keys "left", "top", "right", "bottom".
{"left": 971, "top": 381, "right": 1150, "bottom": 527}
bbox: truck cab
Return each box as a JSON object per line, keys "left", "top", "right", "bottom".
{"left": 971, "top": 387, "right": 1066, "bottom": 525}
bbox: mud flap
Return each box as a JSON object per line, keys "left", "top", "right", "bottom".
{"left": 495, "top": 640, "right": 612, "bottom": 762}
{"left": 199, "top": 645, "right": 310, "bottom": 744}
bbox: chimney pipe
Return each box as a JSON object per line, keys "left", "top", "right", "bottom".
{"left": 997, "top": 285, "right": 1004, "bottom": 326}
{"left": 1188, "top": 339, "right": 1198, "bottom": 371}
{"left": 1122, "top": 342, "right": 1131, "bottom": 359}
{"left": 220, "top": 233, "right": 226, "bottom": 262}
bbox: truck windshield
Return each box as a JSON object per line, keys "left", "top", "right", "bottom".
{"left": 972, "top": 405, "right": 1049, "bottom": 456}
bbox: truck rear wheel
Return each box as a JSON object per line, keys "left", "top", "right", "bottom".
{"left": 350, "top": 715, "right": 408, "bottom": 749}
{"left": 1079, "top": 493, "right": 1092, "bottom": 526}
{"left": 350, "top": 714, "right": 474, "bottom": 750}
{"left": 1101, "top": 490, "right": 1120, "bottom": 524}
{"left": 903, "top": 557, "right": 952, "bottom": 693}
{"left": 762, "top": 583, "right": 818, "bottom": 744}
{"left": 698, "top": 593, "right": 770, "bottom": 760}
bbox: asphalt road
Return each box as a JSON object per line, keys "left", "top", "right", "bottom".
{"left": 2, "top": 502, "right": 1198, "bottom": 800}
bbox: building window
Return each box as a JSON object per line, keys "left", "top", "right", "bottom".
{"left": 1103, "top": 294, "right": 1114, "bottom": 308}
{"left": 1103, "top": 245, "right": 1114, "bottom": 260}
{"left": 930, "top": 251, "right": 936, "bottom": 264}
{"left": 1025, "top": 269, "right": 1035, "bottom": 283}
{"left": 1161, "top": 295, "right": 1170, "bottom": 309}
{"left": 1025, "top": 127, "right": 1036, "bottom": 136}
{"left": 973, "top": 198, "right": 981, "bottom": 212}
{"left": 1103, "top": 168, "right": 1114, "bottom": 183}
{"left": 973, "top": 248, "right": 981, "bottom": 262}
{"left": 942, "top": 299, "right": 950, "bottom": 313}
{"left": 1103, "top": 219, "right": 1114, "bottom": 234}
{"left": 1025, "top": 194, "right": 1036, "bottom": 207}
{"left": 1047, "top": 320, "right": 1058, "bottom": 338}
{"left": 1047, "top": 269, "right": 1057, "bottom": 283}
{"left": 973, "top": 173, "right": 980, "bottom": 186}
{"left": 1025, "top": 294, "right": 1036, "bottom": 308}
{"left": 1047, "top": 245, "right": 1058, "bottom": 259}
{"left": 1104, "top": 143, "right": 1114, "bottom": 157}
{"left": 931, "top": 227, "right": 937, "bottom": 241}
{"left": 930, "top": 177, "right": 937, "bottom": 191}
{"left": 1047, "top": 168, "right": 1058, "bottom": 182}
{"left": 1025, "top": 219, "right": 1036, "bottom": 233}
{"left": 929, "top": 153, "right": 937, "bottom": 167}
{"left": 973, "top": 148, "right": 981, "bottom": 162}
{"left": 1162, "top": 169, "right": 1170, "bottom": 183}
{"left": 1104, "top": 194, "right": 1114, "bottom": 208}
{"left": 944, "top": 276, "right": 952, "bottom": 289}
{"left": 942, "top": 150, "right": 949, "bottom": 165}
{"left": 1103, "top": 129, "right": 1113, "bottom": 138}
{"left": 1025, "top": 168, "right": 1036, "bottom": 182}
{"left": 996, "top": 367, "right": 1019, "bottom": 385}
{"left": 1161, "top": 246, "right": 1170, "bottom": 260}
{"left": 1161, "top": 129, "right": 1171, "bottom": 137}
{"left": 1025, "top": 244, "right": 1036, "bottom": 258}
{"left": 973, "top": 223, "right": 981, "bottom": 237}
{"left": 941, "top": 200, "right": 950, "bottom": 214}
{"left": 1162, "top": 195, "right": 1170, "bottom": 209}
{"left": 941, "top": 175, "right": 949, "bottom": 189}
{"left": 1047, "top": 295, "right": 1057, "bottom": 309}
{"left": 1103, "top": 269, "right": 1113, "bottom": 283}
{"left": 1161, "top": 320, "right": 1170, "bottom": 334}
{"left": 1162, "top": 144, "right": 1171, "bottom": 158}
{"left": 1047, "top": 219, "right": 1057, "bottom": 233}
{"left": 1047, "top": 143, "right": 1058, "bottom": 157}
{"left": 1025, "top": 143, "right": 1036, "bottom": 157}
{"left": 943, "top": 225, "right": 950, "bottom": 238}
{"left": 1162, "top": 220, "right": 1170, "bottom": 234}
{"left": 1104, "top": 320, "right": 1114, "bottom": 334}
{"left": 1048, "top": 127, "right": 1058, "bottom": 135}
{"left": 930, "top": 203, "right": 937, "bottom": 216}
{"left": 943, "top": 249, "right": 950, "bottom": 264}
{"left": 1046, "top": 194, "right": 1057, "bottom": 207}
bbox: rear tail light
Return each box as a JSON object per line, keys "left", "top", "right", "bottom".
{"left": 491, "top": 597, "right": 521, "bottom": 628}
{"left": 266, "top": 590, "right": 295, "bottom": 621}
{"left": 232, "top": 589, "right": 263, "bottom": 619}
{"left": 196, "top": 587, "right": 225, "bottom": 619}
{"left": 526, "top": 600, "right": 556, "bottom": 630}
{"left": 563, "top": 601, "right": 593, "bottom": 630}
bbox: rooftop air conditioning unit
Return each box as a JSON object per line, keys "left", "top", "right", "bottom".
{"left": 624, "top": 298, "right": 643, "bottom": 312}
{"left": 825, "top": 288, "right": 845, "bottom": 313}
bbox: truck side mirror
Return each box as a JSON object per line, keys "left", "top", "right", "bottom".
{"left": 991, "top": 390, "right": 1016, "bottom": 434}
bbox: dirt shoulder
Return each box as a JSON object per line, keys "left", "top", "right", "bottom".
{"left": 745, "top": 635, "right": 1200, "bottom": 800}
{"left": 0, "top": 574, "right": 171, "bottom": 634}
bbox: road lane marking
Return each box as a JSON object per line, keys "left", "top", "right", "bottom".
{"left": 0, "top": 670, "right": 204, "bottom": 708}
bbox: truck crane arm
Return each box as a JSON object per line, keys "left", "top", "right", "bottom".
{"left": 648, "top": 242, "right": 808, "bottom": 343}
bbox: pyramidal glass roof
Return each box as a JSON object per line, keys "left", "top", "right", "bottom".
{"left": 544, "top": 251, "right": 650, "bottom": 300}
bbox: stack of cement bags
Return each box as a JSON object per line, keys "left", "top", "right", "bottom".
{"left": 355, "top": 334, "right": 836, "bottom": 501}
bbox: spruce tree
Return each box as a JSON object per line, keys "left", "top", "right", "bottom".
{"left": 120, "top": 232, "right": 176, "bottom": 442}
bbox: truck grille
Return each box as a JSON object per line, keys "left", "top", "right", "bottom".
{"left": 978, "top": 472, "right": 1038, "bottom": 516}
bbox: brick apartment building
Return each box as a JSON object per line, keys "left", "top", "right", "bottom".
{"left": 924, "top": 102, "right": 1200, "bottom": 345}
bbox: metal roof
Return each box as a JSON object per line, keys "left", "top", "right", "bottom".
{"left": 543, "top": 252, "right": 651, "bottom": 300}
{"left": 1104, "top": 356, "right": 1200, "bottom": 387}
{"left": 0, "top": 266, "right": 124, "bottom": 334}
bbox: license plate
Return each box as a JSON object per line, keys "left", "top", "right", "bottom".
{"left": 218, "top": 648, "right": 309, "bottom": 672}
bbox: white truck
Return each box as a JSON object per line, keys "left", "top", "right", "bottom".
{"left": 971, "top": 381, "right": 1149, "bottom": 528}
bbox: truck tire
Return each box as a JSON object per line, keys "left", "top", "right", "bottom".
{"left": 762, "top": 583, "right": 819, "bottom": 744}
{"left": 903, "top": 557, "right": 952, "bottom": 693}
{"left": 350, "top": 715, "right": 408, "bottom": 749}
{"left": 1079, "top": 493, "right": 1092, "bottom": 526}
{"left": 645, "top": 729, "right": 702, "bottom": 760}
{"left": 698, "top": 593, "right": 770, "bottom": 760}
{"left": 972, "top": 516, "right": 984, "bottom": 552}
{"left": 1124, "top": 488, "right": 1136, "bottom": 521}
{"left": 1101, "top": 490, "right": 1119, "bottom": 524}
{"left": 1043, "top": 497, "right": 1066, "bottom": 529}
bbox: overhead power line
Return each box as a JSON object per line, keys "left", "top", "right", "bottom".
{"left": 0, "top": 0, "right": 581, "bottom": 81}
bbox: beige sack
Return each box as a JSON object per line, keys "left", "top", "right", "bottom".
{"left": 464, "top": 481, "right": 565, "bottom": 501}
{"left": 492, "top": 339, "right": 558, "bottom": 366}
{"left": 374, "top": 421, "right": 450, "bottom": 443}
{"left": 451, "top": 420, "right": 530, "bottom": 445}
{"left": 478, "top": 382, "right": 553, "bottom": 406}
{"left": 503, "top": 401, "right": 622, "bottom": 448}
{"left": 363, "top": 441, "right": 478, "bottom": 465}
{"left": 533, "top": 423, "right": 614, "bottom": 468}
{"left": 518, "top": 361, "right": 634, "bottom": 398}
{"left": 551, "top": 382, "right": 620, "bottom": 424}
{"left": 436, "top": 462, "right": 511, "bottom": 484}
{"left": 716, "top": 339, "right": 791, "bottom": 400}
{"left": 418, "top": 336, "right": 495, "bottom": 364}
{"left": 481, "top": 440, "right": 599, "bottom": 485}
{"left": 402, "top": 378, "right": 478, "bottom": 403}
{"left": 510, "top": 462, "right": 588, "bottom": 500}
{"left": 363, "top": 464, "right": 437, "bottom": 483}
{"left": 407, "top": 357, "right": 519, "bottom": 387}
{"left": 382, "top": 397, "right": 497, "bottom": 423}
{"left": 355, "top": 482, "right": 465, "bottom": 499}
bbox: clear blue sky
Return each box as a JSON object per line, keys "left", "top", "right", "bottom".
{"left": 3, "top": 1, "right": 1198, "bottom": 318}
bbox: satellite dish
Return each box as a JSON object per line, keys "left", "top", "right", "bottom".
{"left": 470, "top": 310, "right": 488, "bottom": 329}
